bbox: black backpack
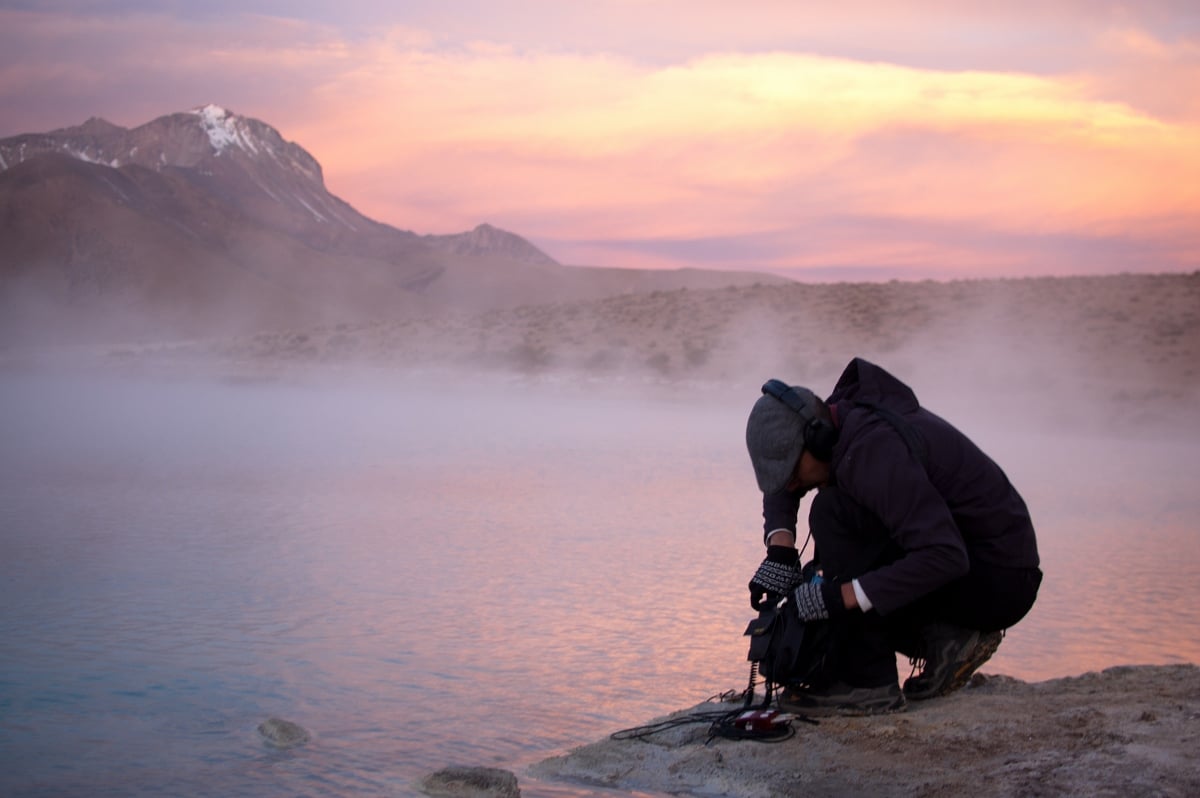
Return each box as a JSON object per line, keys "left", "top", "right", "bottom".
{"left": 723, "top": 595, "right": 831, "bottom": 736}
{"left": 744, "top": 591, "right": 832, "bottom": 688}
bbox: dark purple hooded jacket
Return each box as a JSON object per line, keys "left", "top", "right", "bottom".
{"left": 766, "top": 358, "right": 1040, "bottom": 616}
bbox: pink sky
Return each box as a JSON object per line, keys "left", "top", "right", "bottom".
{"left": 1, "top": 1, "right": 1198, "bottom": 280}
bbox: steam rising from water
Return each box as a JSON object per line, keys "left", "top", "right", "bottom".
{"left": 3, "top": 360, "right": 1197, "bottom": 660}
{"left": 2, "top": 355, "right": 1198, "bottom": 796}
{"left": 2, "top": 272, "right": 1198, "bottom": 795}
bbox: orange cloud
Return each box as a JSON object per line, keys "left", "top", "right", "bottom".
{"left": 2, "top": 6, "right": 1197, "bottom": 276}
{"left": 285, "top": 38, "right": 1198, "bottom": 256}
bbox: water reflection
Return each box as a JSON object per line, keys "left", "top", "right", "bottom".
{"left": 1, "top": 373, "right": 1197, "bottom": 797}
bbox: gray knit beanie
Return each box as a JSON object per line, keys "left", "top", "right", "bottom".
{"left": 745, "top": 385, "right": 819, "bottom": 495}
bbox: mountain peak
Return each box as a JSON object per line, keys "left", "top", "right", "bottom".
{"left": 190, "top": 104, "right": 257, "bottom": 155}
{"left": 75, "top": 117, "right": 124, "bottom": 135}
{"left": 195, "top": 103, "right": 230, "bottom": 117}
{"left": 0, "top": 105, "right": 380, "bottom": 244}
{"left": 424, "top": 223, "right": 559, "bottom": 266}
{"left": 1, "top": 104, "right": 331, "bottom": 193}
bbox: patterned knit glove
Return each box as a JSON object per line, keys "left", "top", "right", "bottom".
{"left": 748, "top": 545, "right": 804, "bottom": 610}
{"left": 791, "top": 581, "right": 846, "bottom": 621}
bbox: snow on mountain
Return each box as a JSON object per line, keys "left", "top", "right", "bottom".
{"left": 194, "top": 104, "right": 256, "bottom": 153}
{"left": 0, "top": 105, "right": 346, "bottom": 232}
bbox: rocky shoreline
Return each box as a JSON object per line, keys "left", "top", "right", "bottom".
{"left": 525, "top": 664, "right": 1200, "bottom": 797}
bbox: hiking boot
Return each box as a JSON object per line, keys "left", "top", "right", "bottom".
{"left": 779, "top": 681, "right": 906, "bottom": 717}
{"left": 904, "top": 625, "right": 1004, "bottom": 701}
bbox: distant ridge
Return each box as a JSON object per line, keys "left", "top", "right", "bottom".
{"left": 424, "top": 223, "right": 558, "bottom": 267}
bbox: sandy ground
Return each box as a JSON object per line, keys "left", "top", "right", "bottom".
{"left": 213, "top": 273, "right": 1199, "bottom": 382}
{"left": 48, "top": 272, "right": 1196, "bottom": 430}
{"left": 530, "top": 665, "right": 1200, "bottom": 797}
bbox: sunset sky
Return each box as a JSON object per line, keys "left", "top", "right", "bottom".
{"left": 2, "top": 1, "right": 1198, "bottom": 280}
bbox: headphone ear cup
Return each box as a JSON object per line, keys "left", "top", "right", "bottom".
{"left": 805, "top": 419, "right": 838, "bottom": 462}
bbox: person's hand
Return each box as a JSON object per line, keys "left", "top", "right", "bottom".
{"left": 749, "top": 545, "right": 803, "bottom": 610}
{"left": 790, "top": 581, "right": 846, "bottom": 621}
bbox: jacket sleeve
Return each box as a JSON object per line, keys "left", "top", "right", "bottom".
{"left": 839, "top": 425, "right": 970, "bottom": 615}
{"left": 762, "top": 490, "right": 802, "bottom": 544}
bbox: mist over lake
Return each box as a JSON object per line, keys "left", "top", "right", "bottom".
{"left": 2, "top": 360, "right": 1197, "bottom": 796}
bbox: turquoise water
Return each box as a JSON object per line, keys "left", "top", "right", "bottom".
{"left": 2, "top": 371, "right": 1198, "bottom": 796}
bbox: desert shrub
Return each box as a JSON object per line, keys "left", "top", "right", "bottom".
{"left": 645, "top": 351, "right": 671, "bottom": 375}
{"left": 508, "top": 340, "right": 552, "bottom": 373}
{"left": 584, "top": 348, "right": 617, "bottom": 371}
{"left": 684, "top": 340, "right": 711, "bottom": 368}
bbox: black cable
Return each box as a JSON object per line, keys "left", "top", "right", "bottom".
{"left": 608, "top": 675, "right": 816, "bottom": 744}
{"left": 608, "top": 704, "right": 803, "bottom": 744}
{"left": 609, "top": 708, "right": 737, "bottom": 741}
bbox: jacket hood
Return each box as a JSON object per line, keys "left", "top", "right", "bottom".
{"left": 827, "top": 357, "right": 921, "bottom": 412}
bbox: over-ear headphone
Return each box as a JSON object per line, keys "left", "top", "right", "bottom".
{"left": 761, "top": 379, "right": 839, "bottom": 462}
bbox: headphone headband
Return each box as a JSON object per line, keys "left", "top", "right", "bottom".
{"left": 760, "top": 378, "right": 838, "bottom": 462}
{"left": 762, "top": 379, "right": 812, "bottom": 420}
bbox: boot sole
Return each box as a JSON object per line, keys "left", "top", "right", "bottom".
{"left": 905, "top": 630, "right": 1005, "bottom": 701}
{"left": 941, "top": 630, "right": 1003, "bottom": 695}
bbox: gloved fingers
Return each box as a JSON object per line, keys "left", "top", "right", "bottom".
{"left": 750, "top": 584, "right": 765, "bottom": 610}
{"left": 750, "top": 558, "right": 804, "bottom": 595}
{"left": 750, "top": 583, "right": 782, "bottom": 611}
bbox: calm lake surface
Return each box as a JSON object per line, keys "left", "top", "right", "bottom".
{"left": 2, "top": 370, "right": 1198, "bottom": 797}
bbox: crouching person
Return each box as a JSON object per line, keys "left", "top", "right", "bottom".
{"left": 745, "top": 358, "right": 1042, "bottom": 715}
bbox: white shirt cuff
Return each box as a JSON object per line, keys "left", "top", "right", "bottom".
{"left": 764, "top": 528, "right": 794, "bottom": 546}
{"left": 851, "top": 578, "right": 873, "bottom": 612}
